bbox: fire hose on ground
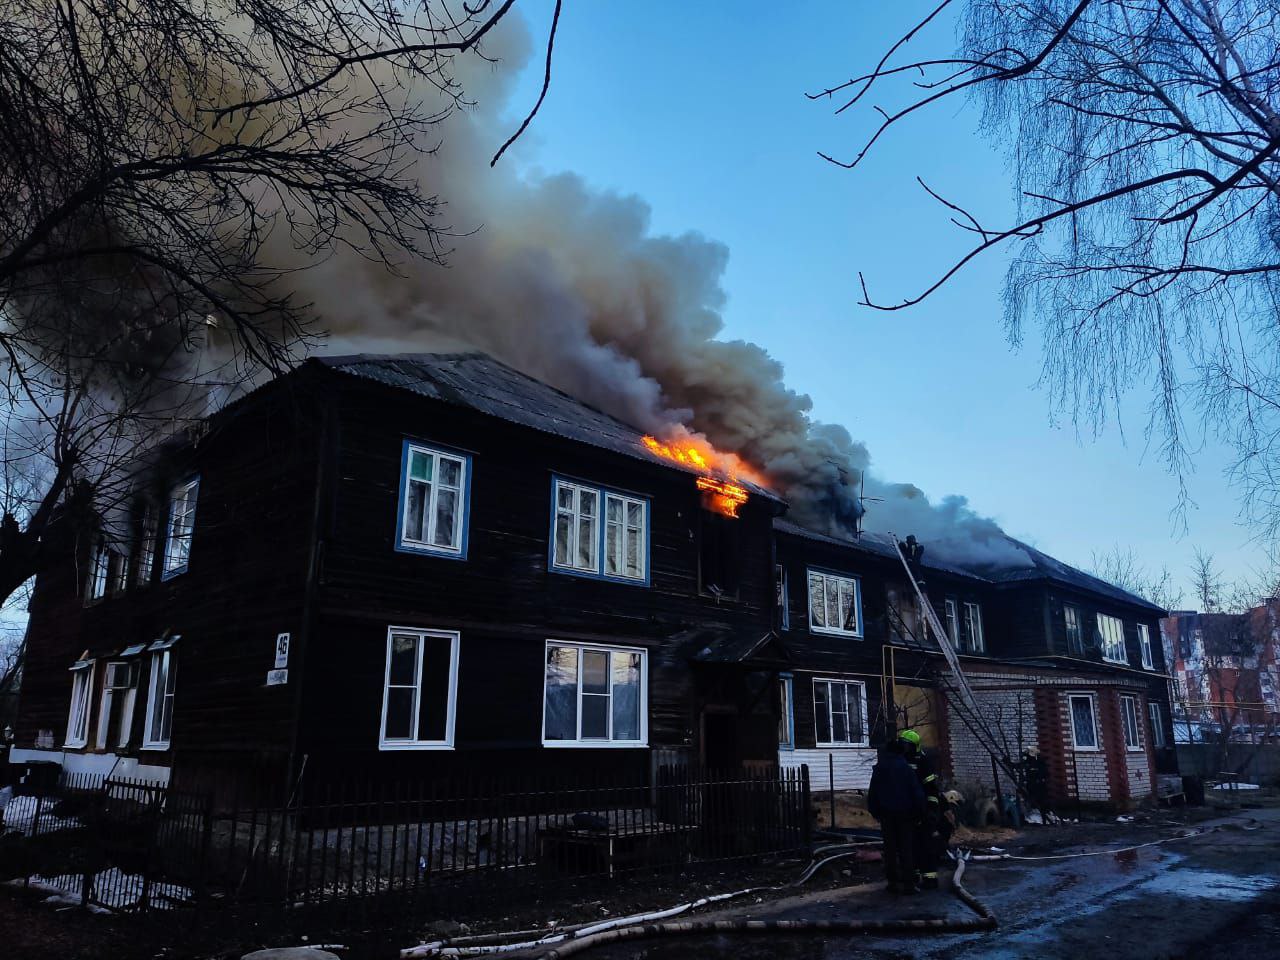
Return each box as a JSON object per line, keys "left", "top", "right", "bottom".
{"left": 401, "top": 843, "right": 996, "bottom": 960}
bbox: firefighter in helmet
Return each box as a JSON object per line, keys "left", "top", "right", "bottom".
{"left": 897, "top": 728, "right": 951, "bottom": 888}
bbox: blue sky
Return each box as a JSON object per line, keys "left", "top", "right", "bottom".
{"left": 498, "top": 1, "right": 1264, "bottom": 601}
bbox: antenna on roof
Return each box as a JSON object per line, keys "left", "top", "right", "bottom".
{"left": 854, "top": 470, "right": 883, "bottom": 538}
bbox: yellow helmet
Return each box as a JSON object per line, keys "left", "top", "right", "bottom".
{"left": 897, "top": 729, "right": 922, "bottom": 748}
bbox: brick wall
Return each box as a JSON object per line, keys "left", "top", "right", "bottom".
{"left": 948, "top": 686, "right": 1039, "bottom": 791}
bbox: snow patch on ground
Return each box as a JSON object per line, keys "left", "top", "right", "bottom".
{"left": 2, "top": 869, "right": 193, "bottom": 912}
{"left": 1, "top": 794, "right": 82, "bottom": 836}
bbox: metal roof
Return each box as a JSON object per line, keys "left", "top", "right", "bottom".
{"left": 314, "top": 353, "right": 781, "bottom": 502}
{"left": 772, "top": 520, "right": 990, "bottom": 583}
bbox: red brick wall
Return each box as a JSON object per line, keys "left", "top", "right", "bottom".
{"left": 1097, "top": 691, "right": 1128, "bottom": 806}
{"left": 1034, "top": 687, "right": 1071, "bottom": 806}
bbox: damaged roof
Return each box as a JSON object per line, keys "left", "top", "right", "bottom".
{"left": 314, "top": 352, "right": 782, "bottom": 501}
{"left": 773, "top": 520, "right": 990, "bottom": 583}
{"left": 774, "top": 520, "right": 1164, "bottom": 614}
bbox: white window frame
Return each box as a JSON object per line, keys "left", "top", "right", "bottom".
{"left": 541, "top": 640, "right": 649, "bottom": 748}
{"left": 87, "top": 540, "right": 111, "bottom": 602}
{"left": 944, "top": 599, "right": 959, "bottom": 646}
{"left": 603, "top": 491, "right": 647, "bottom": 581}
{"left": 1148, "top": 702, "right": 1167, "bottom": 748}
{"left": 551, "top": 478, "right": 648, "bottom": 583}
{"left": 778, "top": 675, "right": 795, "bottom": 750}
{"left": 1120, "top": 695, "right": 1143, "bottom": 751}
{"left": 378, "top": 627, "right": 460, "bottom": 751}
{"left": 1138, "top": 623, "right": 1154, "bottom": 670}
{"left": 813, "top": 677, "right": 870, "bottom": 747}
{"left": 65, "top": 661, "right": 94, "bottom": 749}
{"left": 1068, "top": 693, "right": 1099, "bottom": 751}
{"left": 162, "top": 478, "right": 199, "bottom": 579}
{"left": 777, "top": 566, "right": 790, "bottom": 630}
{"left": 1097, "top": 613, "right": 1128, "bottom": 664}
{"left": 397, "top": 442, "right": 469, "bottom": 557}
{"left": 806, "top": 570, "right": 863, "bottom": 638}
{"left": 142, "top": 648, "right": 177, "bottom": 750}
{"left": 97, "top": 661, "right": 138, "bottom": 750}
{"left": 963, "top": 602, "right": 985, "bottom": 653}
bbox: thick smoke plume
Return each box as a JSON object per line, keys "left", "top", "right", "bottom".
{"left": 275, "top": 15, "right": 1027, "bottom": 568}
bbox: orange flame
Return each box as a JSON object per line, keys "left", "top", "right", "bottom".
{"left": 696, "top": 476, "right": 750, "bottom": 518}
{"left": 642, "top": 434, "right": 761, "bottom": 517}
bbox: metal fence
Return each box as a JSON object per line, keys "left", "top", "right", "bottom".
{"left": 2, "top": 765, "right": 811, "bottom": 920}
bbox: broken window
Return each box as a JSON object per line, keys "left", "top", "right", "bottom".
{"left": 143, "top": 647, "right": 177, "bottom": 749}
{"left": 552, "top": 479, "right": 648, "bottom": 582}
{"left": 135, "top": 506, "right": 158, "bottom": 586}
{"left": 97, "top": 661, "right": 138, "bottom": 750}
{"left": 813, "top": 678, "right": 867, "bottom": 746}
{"left": 398, "top": 443, "right": 469, "bottom": 557}
{"left": 379, "top": 628, "right": 458, "bottom": 749}
{"left": 807, "top": 570, "right": 861, "bottom": 637}
{"left": 1148, "top": 702, "right": 1167, "bottom": 748}
{"left": 1096, "top": 614, "right": 1128, "bottom": 664}
{"left": 1064, "top": 604, "right": 1084, "bottom": 655}
{"left": 963, "top": 602, "right": 985, "bottom": 653}
{"left": 1120, "top": 695, "right": 1142, "bottom": 750}
{"left": 699, "top": 510, "right": 741, "bottom": 597}
{"left": 542, "top": 642, "right": 646, "bottom": 746}
{"left": 778, "top": 675, "right": 794, "bottom": 749}
{"left": 1068, "top": 694, "right": 1098, "bottom": 750}
{"left": 65, "top": 660, "right": 94, "bottom": 748}
{"left": 162, "top": 478, "right": 199, "bottom": 578}
{"left": 1138, "top": 623, "right": 1154, "bottom": 670}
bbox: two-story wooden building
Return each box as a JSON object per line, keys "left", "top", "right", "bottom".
{"left": 10, "top": 354, "right": 788, "bottom": 799}
{"left": 9, "top": 351, "right": 1174, "bottom": 809}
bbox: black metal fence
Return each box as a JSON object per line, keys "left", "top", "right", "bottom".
{"left": 2, "top": 765, "right": 810, "bottom": 920}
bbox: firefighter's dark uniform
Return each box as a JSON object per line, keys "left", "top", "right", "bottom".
{"left": 902, "top": 735, "right": 951, "bottom": 887}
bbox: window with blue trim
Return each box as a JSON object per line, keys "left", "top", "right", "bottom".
{"left": 551, "top": 478, "right": 647, "bottom": 582}
{"left": 162, "top": 478, "right": 199, "bottom": 579}
{"left": 778, "top": 675, "right": 794, "bottom": 749}
{"left": 398, "top": 443, "right": 469, "bottom": 557}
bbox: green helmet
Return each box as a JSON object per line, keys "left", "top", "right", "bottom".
{"left": 897, "top": 729, "right": 922, "bottom": 748}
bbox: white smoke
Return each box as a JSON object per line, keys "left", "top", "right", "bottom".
{"left": 276, "top": 13, "right": 1029, "bottom": 567}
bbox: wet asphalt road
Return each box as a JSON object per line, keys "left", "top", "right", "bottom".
{"left": 583, "top": 808, "right": 1280, "bottom": 960}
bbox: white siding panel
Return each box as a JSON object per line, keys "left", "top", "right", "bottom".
{"left": 783, "top": 747, "right": 877, "bottom": 790}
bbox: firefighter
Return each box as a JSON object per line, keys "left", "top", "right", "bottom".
{"left": 867, "top": 735, "right": 926, "bottom": 894}
{"left": 897, "top": 728, "right": 951, "bottom": 889}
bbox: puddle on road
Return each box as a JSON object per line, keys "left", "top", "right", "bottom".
{"left": 1131, "top": 867, "right": 1280, "bottom": 902}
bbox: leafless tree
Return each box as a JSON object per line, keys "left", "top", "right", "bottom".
{"left": 816, "top": 1, "right": 1280, "bottom": 540}
{"left": 1090, "top": 544, "right": 1184, "bottom": 610}
{"left": 1191, "top": 547, "right": 1226, "bottom": 612}
{"left": 0, "top": 2, "right": 556, "bottom": 611}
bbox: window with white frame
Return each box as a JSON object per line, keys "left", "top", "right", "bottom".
{"left": 398, "top": 443, "right": 469, "bottom": 556}
{"left": 777, "top": 565, "right": 790, "bottom": 630}
{"left": 1138, "top": 623, "right": 1154, "bottom": 670}
{"left": 1064, "top": 604, "right": 1084, "bottom": 655}
{"left": 65, "top": 661, "right": 94, "bottom": 748}
{"left": 162, "top": 478, "right": 199, "bottom": 578}
{"left": 136, "top": 506, "right": 157, "bottom": 586}
{"left": 963, "top": 602, "right": 985, "bottom": 653}
{"left": 813, "top": 678, "right": 868, "bottom": 746}
{"left": 807, "top": 570, "right": 861, "bottom": 637}
{"left": 87, "top": 540, "right": 112, "bottom": 601}
{"left": 944, "top": 599, "right": 959, "bottom": 647}
{"left": 1097, "top": 614, "right": 1128, "bottom": 664}
{"left": 551, "top": 479, "right": 647, "bottom": 582}
{"left": 543, "top": 642, "right": 647, "bottom": 746}
{"left": 143, "top": 648, "right": 177, "bottom": 749}
{"left": 97, "top": 661, "right": 139, "bottom": 750}
{"left": 778, "top": 675, "right": 794, "bottom": 750}
{"left": 1068, "top": 694, "right": 1098, "bottom": 750}
{"left": 1120, "top": 695, "right": 1143, "bottom": 751}
{"left": 379, "top": 627, "right": 459, "bottom": 749}
{"left": 1148, "top": 702, "right": 1167, "bottom": 748}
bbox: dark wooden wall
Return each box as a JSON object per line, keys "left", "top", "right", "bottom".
{"left": 296, "top": 370, "right": 781, "bottom": 787}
